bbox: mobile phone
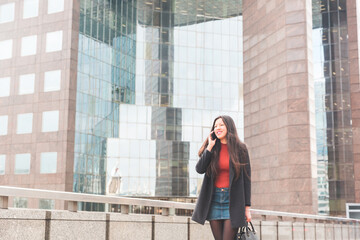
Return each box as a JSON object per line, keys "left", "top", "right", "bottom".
{"left": 211, "top": 132, "right": 217, "bottom": 140}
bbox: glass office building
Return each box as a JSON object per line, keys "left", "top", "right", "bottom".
{"left": 312, "top": 0, "right": 355, "bottom": 215}
{"left": 73, "top": 0, "right": 244, "bottom": 210}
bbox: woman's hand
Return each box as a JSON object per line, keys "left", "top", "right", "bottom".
{"left": 206, "top": 131, "right": 216, "bottom": 152}
{"left": 245, "top": 206, "right": 251, "bottom": 222}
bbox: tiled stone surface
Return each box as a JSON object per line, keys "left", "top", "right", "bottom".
{"left": 0, "top": 0, "right": 79, "bottom": 207}
{"left": 154, "top": 215, "right": 188, "bottom": 240}
{"left": 278, "top": 221, "right": 292, "bottom": 240}
{"left": 304, "top": 223, "right": 316, "bottom": 240}
{"left": 260, "top": 221, "right": 277, "bottom": 240}
{"left": 347, "top": 0, "right": 360, "bottom": 203}
{"left": 109, "top": 214, "right": 152, "bottom": 240}
{"left": 189, "top": 220, "right": 214, "bottom": 240}
{"left": 49, "top": 211, "right": 106, "bottom": 240}
{"left": 0, "top": 209, "right": 46, "bottom": 240}
{"left": 243, "top": 0, "right": 317, "bottom": 214}
{"left": 315, "top": 223, "right": 325, "bottom": 240}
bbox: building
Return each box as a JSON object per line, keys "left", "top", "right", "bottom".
{"left": 0, "top": 0, "right": 359, "bottom": 216}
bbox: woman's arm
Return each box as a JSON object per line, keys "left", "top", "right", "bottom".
{"left": 195, "top": 149, "right": 212, "bottom": 174}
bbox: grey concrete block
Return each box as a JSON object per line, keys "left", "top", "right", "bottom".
{"left": 325, "top": 223, "right": 334, "bottom": 240}
{"left": 278, "top": 221, "right": 292, "bottom": 240}
{"left": 49, "top": 211, "right": 106, "bottom": 240}
{"left": 293, "top": 222, "right": 304, "bottom": 240}
{"left": 304, "top": 223, "right": 316, "bottom": 240}
{"left": 261, "top": 221, "right": 277, "bottom": 240}
{"left": 341, "top": 224, "right": 349, "bottom": 240}
{"left": 0, "top": 209, "right": 46, "bottom": 240}
{"left": 316, "top": 223, "right": 325, "bottom": 240}
{"left": 109, "top": 214, "right": 152, "bottom": 240}
{"left": 349, "top": 223, "right": 356, "bottom": 240}
{"left": 154, "top": 215, "right": 188, "bottom": 240}
{"left": 333, "top": 224, "right": 342, "bottom": 239}
{"left": 189, "top": 220, "right": 213, "bottom": 240}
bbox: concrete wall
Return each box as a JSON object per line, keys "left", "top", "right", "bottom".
{"left": 0, "top": 209, "right": 360, "bottom": 240}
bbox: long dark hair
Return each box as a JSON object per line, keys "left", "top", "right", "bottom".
{"left": 198, "top": 115, "right": 248, "bottom": 179}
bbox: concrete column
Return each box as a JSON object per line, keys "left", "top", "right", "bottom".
{"left": 243, "top": 0, "right": 318, "bottom": 213}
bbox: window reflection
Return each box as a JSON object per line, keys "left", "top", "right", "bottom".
{"left": 15, "top": 153, "right": 31, "bottom": 174}
{"left": 0, "top": 155, "right": 5, "bottom": 174}
{"left": 0, "top": 115, "right": 8, "bottom": 136}
{"left": 42, "top": 111, "right": 59, "bottom": 132}
{"left": 16, "top": 113, "right": 33, "bottom": 134}
{"left": 0, "top": 3, "right": 15, "bottom": 23}
{"left": 40, "top": 152, "right": 57, "bottom": 173}
{"left": 313, "top": 0, "right": 354, "bottom": 215}
{"left": 0, "top": 77, "right": 10, "bottom": 97}
{"left": 19, "top": 74, "right": 35, "bottom": 95}
{"left": 23, "top": 0, "right": 39, "bottom": 19}
{"left": 0, "top": 39, "right": 12, "bottom": 60}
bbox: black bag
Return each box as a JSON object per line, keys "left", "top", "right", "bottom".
{"left": 235, "top": 222, "right": 258, "bottom": 240}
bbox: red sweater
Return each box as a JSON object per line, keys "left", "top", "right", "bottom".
{"left": 215, "top": 143, "right": 230, "bottom": 188}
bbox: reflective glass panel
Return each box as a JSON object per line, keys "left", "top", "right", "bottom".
{"left": 0, "top": 77, "right": 10, "bottom": 97}
{"left": 16, "top": 113, "right": 33, "bottom": 134}
{"left": 23, "top": 0, "right": 39, "bottom": 19}
{"left": 0, "top": 115, "right": 8, "bottom": 135}
{"left": 0, "top": 3, "right": 15, "bottom": 23}
{"left": 19, "top": 74, "right": 35, "bottom": 95}
{"left": 21, "top": 35, "right": 37, "bottom": 56}
{"left": 0, "top": 39, "right": 12, "bottom": 60}
{"left": 44, "top": 70, "right": 61, "bottom": 92}
{"left": 42, "top": 111, "right": 59, "bottom": 132}
{"left": 40, "top": 152, "right": 57, "bottom": 173}
{"left": 15, "top": 153, "right": 31, "bottom": 174}
{"left": 13, "top": 197, "right": 28, "bottom": 208}
{"left": 46, "top": 31, "right": 63, "bottom": 52}
{"left": 0, "top": 155, "right": 5, "bottom": 174}
{"left": 39, "top": 199, "right": 55, "bottom": 209}
{"left": 48, "top": 0, "right": 64, "bottom": 14}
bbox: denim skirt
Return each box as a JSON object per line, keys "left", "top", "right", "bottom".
{"left": 207, "top": 187, "right": 230, "bottom": 220}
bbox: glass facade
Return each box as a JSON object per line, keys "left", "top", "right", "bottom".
{"left": 312, "top": 0, "right": 355, "bottom": 215}
{"left": 74, "top": 0, "right": 243, "bottom": 210}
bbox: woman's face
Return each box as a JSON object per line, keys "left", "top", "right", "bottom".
{"left": 213, "top": 118, "right": 228, "bottom": 142}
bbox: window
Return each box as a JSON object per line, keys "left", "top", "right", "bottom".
{"left": 21, "top": 35, "right": 37, "bottom": 56}
{"left": 46, "top": 31, "right": 63, "bottom": 52}
{"left": 0, "top": 155, "right": 5, "bottom": 174}
{"left": 48, "top": 0, "right": 64, "bottom": 14}
{"left": 0, "top": 3, "right": 15, "bottom": 23}
{"left": 0, "top": 77, "right": 10, "bottom": 97}
{"left": 19, "top": 74, "right": 35, "bottom": 95}
{"left": 42, "top": 111, "right": 59, "bottom": 132}
{"left": 44, "top": 70, "right": 61, "bottom": 92}
{"left": 14, "top": 197, "right": 28, "bottom": 208}
{"left": 0, "top": 40, "right": 12, "bottom": 60}
{"left": 0, "top": 116, "right": 8, "bottom": 135}
{"left": 39, "top": 199, "right": 55, "bottom": 209}
{"left": 17, "top": 113, "right": 33, "bottom": 134}
{"left": 23, "top": 0, "right": 39, "bottom": 19}
{"left": 15, "top": 153, "right": 31, "bottom": 174}
{"left": 40, "top": 152, "right": 57, "bottom": 173}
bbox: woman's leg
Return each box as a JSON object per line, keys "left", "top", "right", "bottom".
{"left": 209, "top": 220, "right": 224, "bottom": 240}
{"left": 222, "top": 220, "right": 238, "bottom": 240}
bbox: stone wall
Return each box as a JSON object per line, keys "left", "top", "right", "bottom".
{"left": 0, "top": 209, "right": 359, "bottom": 240}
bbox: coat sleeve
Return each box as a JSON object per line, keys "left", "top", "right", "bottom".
{"left": 244, "top": 148, "right": 251, "bottom": 206}
{"left": 195, "top": 149, "right": 212, "bottom": 174}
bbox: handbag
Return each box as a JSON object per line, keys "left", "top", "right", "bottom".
{"left": 236, "top": 221, "right": 258, "bottom": 240}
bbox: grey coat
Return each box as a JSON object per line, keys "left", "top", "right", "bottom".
{"left": 191, "top": 148, "right": 251, "bottom": 228}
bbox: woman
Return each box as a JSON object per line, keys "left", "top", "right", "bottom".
{"left": 192, "top": 115, "right": 251, "bottom": 240}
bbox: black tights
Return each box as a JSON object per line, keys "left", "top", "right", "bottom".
{"left": 210, "top": 219, "right": 238, "bottom": 240}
